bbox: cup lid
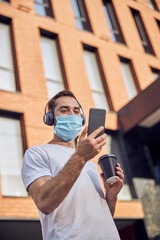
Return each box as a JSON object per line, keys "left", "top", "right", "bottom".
{"left": 98, "top": 154, "right": 117, "bottom": 165}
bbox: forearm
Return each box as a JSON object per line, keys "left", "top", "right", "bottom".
{"left": 105, "top": 193, "right": 117, "bottom": 216}
{"left": 35, "top": 153, "right": 85, "bottom": 214}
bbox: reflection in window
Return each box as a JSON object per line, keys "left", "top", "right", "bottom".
{"left": 71, "top": 0, "right": 92, "bottom": 31}
{"left": 34, "top": 0, "right": 53, "bottom": 17}
{"left": 0, "top": 116, "right": 27, "bottom": 197}
{"left": 40, "top": 35, "right": 64, "bottom": 99}
{"left": 103, "top": 0, "right": 125, "bottom": 44}
{"left": 0, "top": 22, "right": 16, "bottom": 92}
{"left": 120, "top": 57, "right": 138, "bottom": 99}
{"left": 83, "top": 49, "right": 110, "bottom": 111}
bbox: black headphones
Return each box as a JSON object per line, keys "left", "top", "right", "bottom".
{"left": 43, "top": 100, "right": 86, "bottom": 126}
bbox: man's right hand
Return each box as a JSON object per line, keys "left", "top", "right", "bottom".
{"left": 76, "top": 126, "right": 107, "bottom": 162}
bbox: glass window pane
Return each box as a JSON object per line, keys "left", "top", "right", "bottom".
{"left": 147, "top": 0, "right": 155, "bottom": 10}
{"left": 134, "top": 15, "right": 147, "bottom": 44}
{"left": 0, "top": 23, "right": 16, "bottom": 92}
{"left": 84, "top": 51, "right": 104, "bottom": 91}
{"left": 92, "top": 91, "right": 110, "bottom": 111}
{"left": 132, "top": 9, "right": 154, "bottom": 54}
{"left": 71, "top": 0, "right": 83, "bottom": 30}
{"left": 83, "top": 49, "right": 110, "bottom": 111}
{"left": 47, "top": 80, "right": 64, "bottom": 99}
{"left": 34, "top": 4, "right": 46, "bottom": 16}
{"left": 0, "top": 0, "right": 10, "bottom": 2}
{"left": 120, "top": 61, "right": 137, "bottom": 99}
{"left": 0, "top": 68, "right": 16, "bottom": 91}
{"left": 152, "top": 72, "right": 159, "bottom": 80}
{"left": 71, "top": 0, "right": 91, "bottom": 31}
{"left": 151, "top": 69, "right": 159, "bottom": 80}
{"left": 103, "top": 5, "right": 116, "bottom": 41}
{"left": 34, "top": 0, "right": 52, "bottom": 17}
{"left": 0, "top": 23, "right": 14, "bottom": 69}
{"left": 35, "top": 0, "right": 44, "bottom": 3}
{"left": 0, "top": 117, "right": 27, "bottom": 197}
{"left": 40, "top": 37, "right": 63, "bottom": 82}
{"left": 103, "top": 1, "right": 125, "bottom": 44}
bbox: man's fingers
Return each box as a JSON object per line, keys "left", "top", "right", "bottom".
{"left": 96, "top": 132, "right": 107, "bottom": 143}
{"left": 89, "top": 126, "right": 105, "bottom": 139}
{"left": 97, "top": 138, "right": 107, "bottom": 149}
{"left": 79, "top": 126, "right": 88, "bottom": 141}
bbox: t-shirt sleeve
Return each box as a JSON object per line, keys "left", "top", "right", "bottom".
{"left": 21, "top": 146, "right": 52, "bottom": 190}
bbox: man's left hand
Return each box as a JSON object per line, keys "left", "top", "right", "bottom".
{"left": 100, "top": 163, "right": 124, "bottom": 200}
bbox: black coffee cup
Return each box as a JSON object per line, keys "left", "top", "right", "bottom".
{"left": 98, "top": 154, "right": 118, "bottom": 184}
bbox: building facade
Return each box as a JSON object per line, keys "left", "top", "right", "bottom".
{"left": 0, "top": 0, "right": 160, "bottom": 239}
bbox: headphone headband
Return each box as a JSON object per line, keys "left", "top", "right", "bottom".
{"left": 43, "top": 99, "right": 86, "bottom": 126}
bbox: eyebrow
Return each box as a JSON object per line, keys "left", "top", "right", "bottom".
{"left": 58, "top": 106, "right": 80, "bottom": 111}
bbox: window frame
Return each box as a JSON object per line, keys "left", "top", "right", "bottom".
{"left": 0, "top": 110, "right": 28, "bottom": 197}
{"left": 71, "top": 0, "right": 92, "bottom": 32}
{"left": 151, "top": 67, "right": 160, "bottom": 80}
{"left": 119, "top": 56, "right": 140, "bottom": 99}
{"left": 0, "top": 16, "right": 20, "bottom": 92}
{"left": 0, "top": 0, "right": 10, "bottom": 3}
{"left": 83, "top": 44, "right": 113, "bottom": 111}
{"left": 40, "top": 29, "right": 68, "bottom": 98}
{"left": 103, "top": 0, "right": 126, "bottom": 44}
{"left": 131, "top": 9, "right": 155, "bottom": 55}
{"left": 34, "top": 0, "right": 54, "bottom": 18}
{"left": 0, "top": 110, "right": 27, "bottom": 154}
{"left": 156, "top": 19, "right": 160, "bottom": 31}
{"left": 147, "top": 0, "right": 159, "bottom": 11}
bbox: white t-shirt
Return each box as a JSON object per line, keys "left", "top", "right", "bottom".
{"left": 22, "top": 144, "right": 120, "bottom": 240}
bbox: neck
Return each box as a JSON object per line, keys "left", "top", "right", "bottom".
{"left": 48, "top": 134, "right": 75, "bottom": 148}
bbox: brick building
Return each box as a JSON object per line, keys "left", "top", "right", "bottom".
{"left": 0, "top": 0, "right": 160, "bottom": 239}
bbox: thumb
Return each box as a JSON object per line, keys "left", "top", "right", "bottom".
{"left": 79, "top": 126, "right": 88, "bottom": 141}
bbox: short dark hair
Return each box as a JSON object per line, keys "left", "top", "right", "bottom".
{"left": 48, "top": 90, "right": 81, "bottom": 113}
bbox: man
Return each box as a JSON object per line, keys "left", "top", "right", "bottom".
{"left": 22, "top": 90, "right": 124, "bottom": 240}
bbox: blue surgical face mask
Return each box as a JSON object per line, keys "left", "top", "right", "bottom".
{"left": 54, "top": 115, "right": 83, "bottom": 142}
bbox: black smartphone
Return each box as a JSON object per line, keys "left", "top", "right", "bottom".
{"left": 87, "top": 108, "right": 106, "bottom": 138}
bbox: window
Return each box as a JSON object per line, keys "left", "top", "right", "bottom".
{"left": 0, "top": 0, "right": 10, "bottom": 2}
{"left": 83, "top": 48, "right": 110, "bottom": 111}
{"left": 131, "top": 9, "right": 155, "bottom": 55}
{"left": 40, "top": 33, "right": 65, "bottom": 99}
{"left": 147, "top": 0, "right": 159, "bottom": 11}
{"left": 103, "top": 0, "right": 125, "bottom": 44}
{"left": 0, "top": 22, "right": 16, "bottom": 92}
{"left": 71, "top": 0, "right": 92, "bottom": 32}
{"left": 120, "top": 57, "right": 138, "bottom": 99}
{"left": 34, "top": 0, "right": 53, "bottom": 17}
{"left": 0, "top": 114, "right": 27, "bottom": 197}
{"left": 156, "top": 19, "right": 160, "bottom": 31}
{"left": 151, "top": 67, "right": 160, "bottom": 80}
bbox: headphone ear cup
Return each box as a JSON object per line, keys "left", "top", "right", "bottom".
{"left": 43, "top": 112, "right": 55, "bottom": 126}
{"left": 81, "top": 114, "right": 86, "bottom": 126}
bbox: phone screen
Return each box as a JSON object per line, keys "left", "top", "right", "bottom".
{"left": 87, "top": 108, "right": 106, "bottom": 138}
